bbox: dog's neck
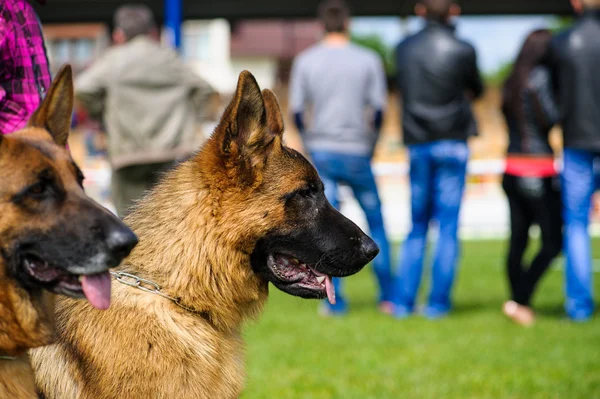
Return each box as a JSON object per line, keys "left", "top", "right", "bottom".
{"left": 0, "top": 262, "right": 55, "bottom": 355}
{"left": 122, "top": 161, "right": 269, "bottom": 333}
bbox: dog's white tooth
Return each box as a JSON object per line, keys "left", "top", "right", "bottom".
{"left": 78, "top": 275, "right": 84, "bottom": 282}
{"left": 316, "top": 276, "right": 326, "bottom": 284}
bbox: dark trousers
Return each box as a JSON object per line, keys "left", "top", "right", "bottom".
{"left": 111, "top": 161, "right": 175, "bottom": 218}
{"left": 502, "top": 173, "right": 563, "bottom": 306}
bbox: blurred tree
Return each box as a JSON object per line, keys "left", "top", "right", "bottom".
{"left": 485, "top": 62, "right": 513, "bottom": 87}
{"left": 351, "top": 34, "right": 395, "bottom": 77}
{"left": 551, "top": 16, "right": 575, "bottom": 33}
{"left": 485, "top": 16, "right": 575, "bottom": 87}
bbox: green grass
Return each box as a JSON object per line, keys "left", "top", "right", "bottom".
{"left": 242, "top": 239, "right": 600, "bottom": 399}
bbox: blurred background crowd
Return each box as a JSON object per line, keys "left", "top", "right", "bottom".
{"left": 28, "top": 1, "right": 600, "bottom": 235}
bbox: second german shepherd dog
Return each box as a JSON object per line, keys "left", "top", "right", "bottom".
{"left": 32, "top": 71, "right": 379, "bottom": 398}
{"left": 0, "top": 65, "right": 137, "bottom": 398}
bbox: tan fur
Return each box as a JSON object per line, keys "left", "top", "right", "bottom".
{"left": 0, "top": 65, "right": 135, "bottom": 398}
{"left": 0, "top": 355, "right": 37, "bottom": 399}
{"left": 0, "top": 276, "right": 55, "bottom": 399}
{"left": 0, "top": 65, "right": 77, "bottom": 399}
{"left": 31, "top": 71, "right": 325, "bottom": 398}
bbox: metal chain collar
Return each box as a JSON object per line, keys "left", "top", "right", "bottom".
{"left": 0, "top": 272, "right": 204, "bottom": 365}
{"left": 110, "top": 271, "right": 198, "bottom": 314}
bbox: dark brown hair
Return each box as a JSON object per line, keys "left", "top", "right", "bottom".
{"left": 318, "top": 0, "right": 350, "bottom": 33}
{"left": 502, "top": 29, "right": 553, "bottom": 128}
{"left": 114, "top": 4, "right": 156, "bottom": 41}
{"left": 420, "top": 0, "right": 454, "bottom": 22}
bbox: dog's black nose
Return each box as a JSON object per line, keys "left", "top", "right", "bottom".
{"left": 106, "top": 227, "right": 138, "bottom": 259}
{"left": 361, "top": 236, "right": 379, "bottom": 261}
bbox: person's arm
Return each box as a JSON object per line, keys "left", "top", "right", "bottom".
{"left": 0, "top": 15, "right": 29, "bottom": 131}
{"left": 191, "top": 78, "right": 218, "bottom": 122}
{"left": 75, "top": 57, "right": 111, "bottom": 121}
{"left": 465, "top": 46, "right": 484, "bottom": 100}
{"left": 289, "top": 57, "right": 307, "bottom": 135}
{"left": 546, "top": 36, "right": 561, "bottom": 113}
{"left": 368, "top": 56, "right": 388, "bottom": 143}
{"left": 182, "top": 64, "right": 218, "bottom": 122}
{"left": 293, "top": 112, "right": 305, "bottom": 134}
{"left": 373, "top": 109, "right": 383, "bottom": 133}
{"left": 527, "top": 67, "right": 560, "bottom": 128}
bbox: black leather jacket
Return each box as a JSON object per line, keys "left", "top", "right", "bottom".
{"left": 395, "top": 21, "right": 484, "bottom": 145}
{"left": 549, "top": 9, "right": 600, "bottom": 152}
{"left": 504, "top": 66, "right": 559, "bottom": 155}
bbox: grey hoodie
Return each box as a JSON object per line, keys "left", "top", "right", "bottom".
{"left": 289, "top": 42, "right": 387, "bottom": 156}
{"left": 76, "top": 36, "right": 214, "bottom": 170}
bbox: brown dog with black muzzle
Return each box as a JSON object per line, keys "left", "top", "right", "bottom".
{"left": 0, "top": 65, "right": 138, "bottom": 398}
{"left": 32, "top": 70, "right": 378, "bottom": 398}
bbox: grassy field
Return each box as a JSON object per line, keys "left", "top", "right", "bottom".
{"left": 242, "top": 239, "right": 600, "bottom": 399}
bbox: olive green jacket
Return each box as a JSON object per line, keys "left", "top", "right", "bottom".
{"left": 76, "top": 36, "right": 214, "bottom": 170}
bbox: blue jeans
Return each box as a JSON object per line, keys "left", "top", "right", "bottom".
{"left": 310, "top": 151, "right": 392, "bottom": 310}
{"left": 562, "top": 148, "right": 599, "bottom": 320}
{"left": 394, "top": 140, "right": 469, "bottom": 317}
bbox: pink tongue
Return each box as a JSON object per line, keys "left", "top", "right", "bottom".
{"left": 325, "top": 275, "right": 336, "bottom": 305}
{"left": 81, "top": 272, "right": 112, "bottom": 310}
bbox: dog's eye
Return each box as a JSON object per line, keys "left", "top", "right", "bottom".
{"left": 297, "top": 188, "right": 312, "bottom": 198}
{"left": 282, "top": 185, "right": 315, "bottom": 203}
{"left": 27, "top": 181, "right": 48, "bottom": 197}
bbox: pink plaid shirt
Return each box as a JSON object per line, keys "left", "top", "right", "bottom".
{"left": 0, "top": 0, "right": 51, "bottom": 134}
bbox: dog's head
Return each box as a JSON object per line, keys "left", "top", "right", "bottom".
{"left": 201, "top": 71, "right": 378, "bottom": 304}
{"left": 0, "top": 65, "right": 138, "bottom": 310}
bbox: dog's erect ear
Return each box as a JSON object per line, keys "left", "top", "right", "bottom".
{"left": 219, "top": 70, "right": 272, "bottom": 156}
{"left": 28, "top": 64, "right": 74, "bottom": 147}
{"left": 261, "top": 89, "right": 284, "bottom": 137}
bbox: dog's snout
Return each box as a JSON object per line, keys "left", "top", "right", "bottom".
{"left": 105, "top": 227, "right": 138, "bottom": 259}
{"left": 361, "top": 236, "right": 379, "bottom": 261}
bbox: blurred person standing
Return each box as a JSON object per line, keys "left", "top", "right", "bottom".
{"left": 547, "top": 0, "right": 600, "bottom": 321}
{"left": 0, "top": 0, "right": 51, "bottom": 133}
{"left": 392, "top": 0, "right": 483, "bottom": 319}
{"left": 76, "top": 4, "right": 215, "bottom": 217}
{"left": 289, "top": 0, "right": 393, "bottom": 316}
{"left": 501, "top": 30, "right": 562, "bottom": 326}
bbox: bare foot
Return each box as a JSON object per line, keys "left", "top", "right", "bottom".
{"left": 503, "top": 301, "right": 535, "bottom": 327}
{"left": 379, "top": 301, "right": 395, "bottom": 315}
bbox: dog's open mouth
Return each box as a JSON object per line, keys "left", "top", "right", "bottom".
{"left": 267, "top": 254, "right": 336, "bottom": 304}
{"left": 22, "top": 255, "right": 111, "bottom": 310}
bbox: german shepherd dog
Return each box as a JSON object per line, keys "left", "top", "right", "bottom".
{"left": 31, "top": 71, "right": 379, "bottom": 398}
{"left": 0, "top": 65, "right": 138, "bottom": 398}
